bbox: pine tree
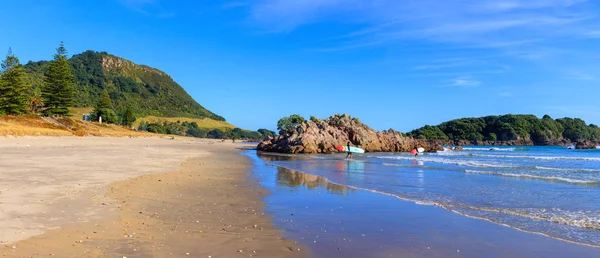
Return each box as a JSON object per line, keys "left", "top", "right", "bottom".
{"left": 96, "top": 90, "right": 113, "bottom": 110}
{"left": 91, "top": 90, "right": 117, "bottom": 123}
{"left": 0, "top": 80, "right": 6, "bottom": 116}
{"left": 123, "top": 105, "right": 135, "bottom": 126}
{"left": 42, "top": 42, "right": 75, "bottom": 116}
{"left": 0, "top": 48, "right": 31, "bottom": 115}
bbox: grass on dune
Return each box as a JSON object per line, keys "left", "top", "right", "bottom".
{"left": 133, "top": 116, "right": 236, "bottom": 130}
{"left": 68, "top": 107, "right": 94, "bottom": 117}
{"left": 0, "top": 115, "right": 154, "bottom": 137}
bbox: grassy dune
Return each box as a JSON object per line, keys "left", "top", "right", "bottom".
{"left": 0, "top": 115, "right": 155, "bottom": 137}
{"left": 133, "top": 116, "right": 237, "bottom": 130}
{"left": 68, "top": 107, "right": 94, "bottom": 117}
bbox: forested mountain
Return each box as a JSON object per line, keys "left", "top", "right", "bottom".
{"left": 23, "top": 50, "right": 224, "bottom": 121}
{"left": 407, "top": 114, "right": 600, "bottom": 145}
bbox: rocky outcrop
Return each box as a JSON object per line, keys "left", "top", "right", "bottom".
{"left": 576, "top": 141, "right": 597, "bottom": 149}
{"left": 257, "top": 114, "right": 444, "bottom": 154}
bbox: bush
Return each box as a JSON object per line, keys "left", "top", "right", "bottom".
{"left": 147, "top": 123, "right": 166, "bottom": 134}
{"left": 91, "top": 108, "right": 118, "bottom": 124}
{"left": 277, "top": 114, "right": 305, "bottom": 133}
{"left": 257, "top": 128, "right": 276, "bottom": 138}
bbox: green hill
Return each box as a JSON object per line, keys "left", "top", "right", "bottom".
{"left": 407, "top": 114, "right": 600, "bottom": 145}
{"left": 23, "top": 50, "right": 224, "bottom": 121}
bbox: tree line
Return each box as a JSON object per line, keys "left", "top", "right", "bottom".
{"left": 138, "top": 120, "right": 276, "bottom": 140}
{"left": 0, "top": 43, "right": 74, "bottom": 116}
{"left": 0, "top": 43, "right": 135, "bottom": 126}
{"left": 407, "top": 114, "right": 600, "bottom": 144}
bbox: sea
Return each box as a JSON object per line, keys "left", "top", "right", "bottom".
{"left": 244, "top": 146, "right": 600, "bottom": 257}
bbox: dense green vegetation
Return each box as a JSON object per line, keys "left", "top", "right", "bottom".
{"left": 0, "top": 43, "right": 272, "bottom": 140}
{"left": 257, "top": 128, "right": 277, "bottom": 138}
{"left": 0, "top": 48, "right": 30, "bottom": 115}
{"left": 277, "top": 114, "right": 306, "bottom": 133}
{"left": 139, "top": 120, "right": 275, "bottom": 140}
{"left": 92, "top": 90, "right": 118, "bottom": 124}
{"left": 24, "top": 50, "right": 224, "bottom": 121}
{"left": 1, "top": 44, "right": 76, "bottom": 117}
{"left": 407, "top": 114, "right": 600, "bottom": 144}
{"left": 42, "top": 42, "right": 76, "bottom": 116}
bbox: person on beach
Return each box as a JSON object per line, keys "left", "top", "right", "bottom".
{"left": 410, "top": 147, "right": 419, "bottom": 157}
{"left": 346, "top": 141, "right": 353, "bottom": 159}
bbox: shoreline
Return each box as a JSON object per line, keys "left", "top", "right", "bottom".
{"left": 0, "top": 137, "right": 307, "bottom": 257}
{"left": 250, "top": 151, "right": 600, "bottom": 257}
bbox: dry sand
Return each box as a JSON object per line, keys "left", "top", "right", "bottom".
{"left": 0, "top": 136, "right": 307, "bottom": 257}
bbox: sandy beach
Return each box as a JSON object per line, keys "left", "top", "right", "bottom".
{"left": 0, "top": 136, "right": 307, "bottom": 257}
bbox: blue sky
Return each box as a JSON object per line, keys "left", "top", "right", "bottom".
{"left": 1, "top": 0, "right": 599, "bottom": 132}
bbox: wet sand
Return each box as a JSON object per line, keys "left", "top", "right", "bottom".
{"left": 0, "top": 137, "right": 307, "bottom": 257}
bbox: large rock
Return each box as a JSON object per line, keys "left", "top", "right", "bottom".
{"left": 575, "top": 141, "right": 597, "bottom": 149}
{"left": 258, "top": 114, "right": 443, "bottom": 154}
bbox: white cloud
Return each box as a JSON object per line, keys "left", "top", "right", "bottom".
{"left": 474, "top": 0, "right": 587, "bottom": 12}
{"left": 438, "top": 76, "right": 481, "bottom": 87}
{"left": 119, "top": 0, "right": 175, "bottom": 18}
{"left": 244, "top": 0, "right": 597, "bottom": 52}
{"left": 570, "top": 72, "right": 597, "bottom": 81}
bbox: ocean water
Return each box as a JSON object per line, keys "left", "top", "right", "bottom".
{"left": 253, "top": 146, "right": 600, "bottom": 250}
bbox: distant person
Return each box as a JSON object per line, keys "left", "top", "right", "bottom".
{"left": 410, "top": 147, "right": 419, "bottom": 157}
{"left": 346, "top": 141, "right": 353, "bottom": 159}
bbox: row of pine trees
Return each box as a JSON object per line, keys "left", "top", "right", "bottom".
{"left": 0, "top": 42, "right": 75, "bottom": 116}
{"left": 0, "top": 42, "right": 135, "bottom": 126}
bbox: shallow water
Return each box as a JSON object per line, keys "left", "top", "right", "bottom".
{"left": 245, "top": 147, "right": 600, "bottom": 257}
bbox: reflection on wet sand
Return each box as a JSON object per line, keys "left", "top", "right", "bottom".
{"left": 276, "top": 166, "right": 353, "bottom": 195}
{"left": 257, "top": 152, "right": 306, "bottom": 162}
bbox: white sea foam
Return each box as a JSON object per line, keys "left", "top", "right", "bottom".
{"left": 447, "top": 208, "right": 600, "bottom": 248}
{"left": 472, "top": 154, "right": 600, "bottom": 161}
{"left": 374, "top": 155, "right": 519, "bottom": 168}
{"left": 534, "top": 166, "right": 600, "bottom": 173}
{"left": 463, "top": 147, "right": 516, "bottom": 151}
{"left": 463, "top": 170, "right": 600, "bottom": 184}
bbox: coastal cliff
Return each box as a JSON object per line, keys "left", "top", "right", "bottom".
{"left": 257, "top": 114, "right": 444, "bottom": 154}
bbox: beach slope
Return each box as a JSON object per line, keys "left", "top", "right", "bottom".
{"left": 0, "top": 137, "right": 306, "bottom": 257}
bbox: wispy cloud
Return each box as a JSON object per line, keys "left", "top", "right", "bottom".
{"left": 239, "top": 0, "right": 600, "bottom": 88}
{"left": 475, "top": 0, "right": 587, "bottom": 12}
{"left": 244, "top": 0, "right": 598, "bottom": 52}
{"left": 411, "top": 57, "right": 503, "bottom": 71}
{"left": 452, "top": 76, "right": 481, "bottom": 87}
{"left": 119, "top": 0, "right": 175, "bottom": 18}
{"left": 569, "top": 71, "right": 597, "bottom": 81}
{"left": 413, "top": 58, "right": 478, "bottom": 70}
{"left": 435, "top": 76, "right": 481, "bottom": 88}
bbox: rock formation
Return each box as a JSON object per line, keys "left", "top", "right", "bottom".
{"left": 575, "top": 141, "right": 598, "bottom": 149}
{"left": 257, "top": 114, "right": 445, "bottom": 154}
